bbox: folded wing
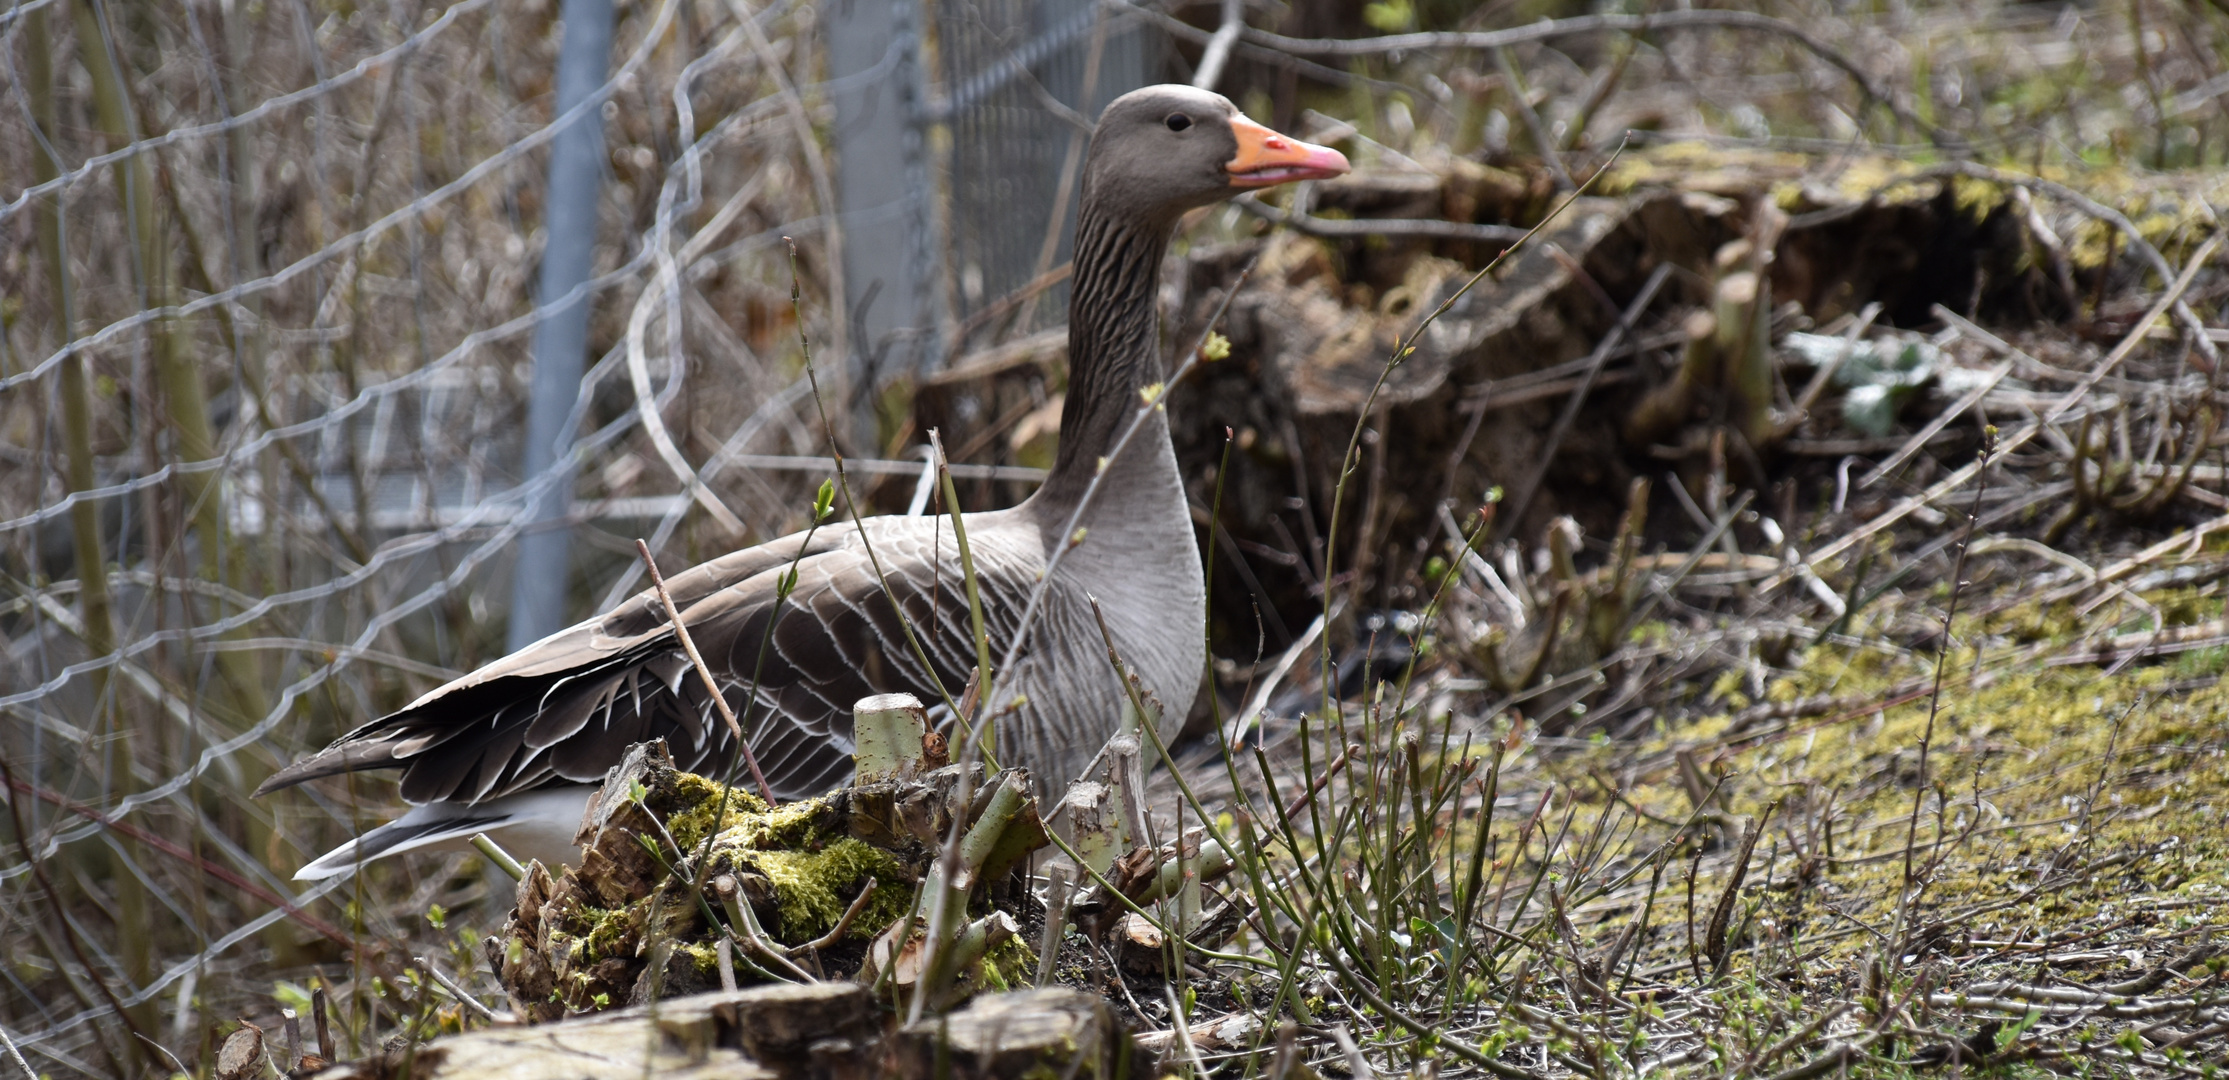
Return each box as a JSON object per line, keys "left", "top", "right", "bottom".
{"left": 259, "top": 524, "right": 1034, "bottom": 804}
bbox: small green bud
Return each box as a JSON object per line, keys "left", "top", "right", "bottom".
{"left": 1200, "top": 332, "right": 1231, "bottom": 363}
{"left": 814, "top": 478, "right": 836, "bottom": 521}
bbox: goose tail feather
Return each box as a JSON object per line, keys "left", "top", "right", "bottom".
{"left": 291, "top": 787, "right": 594, "bottom": 881}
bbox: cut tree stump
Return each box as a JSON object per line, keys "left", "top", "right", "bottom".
{"left": 488, "top": 739, "right": 1049, "bottom": 1018}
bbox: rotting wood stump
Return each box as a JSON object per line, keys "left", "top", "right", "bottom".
{"left": 310, "top": 983, "right": 1156, "bottom": 1080}
{"left": 485, "top": 715, "right": 1244, "bottom": 1024}
{"left": 487, "top": 736, "right": 1041, "bottom": 1020}
{"left": 376, "top": 692, "right": 1254, "bottom": 1079}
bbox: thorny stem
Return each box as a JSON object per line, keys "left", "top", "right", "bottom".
{"left": 1258, "top": 142, "right": 1625, "bottom": 1033}
{"left": 776, "top": 246, "right": 1016, "bottom": 1023}
{"left": 1316, "top": 943, "right": 1546, "bottom": 1080}
{"left": 1381, "top": 501, "right": 1498, "bottom": 747}
{"left": 1893, "top": 426, "right": 1998, "bottom": 956}
{"left": 1197, "top": 428, "right": 1326, "bottom": 1004}
{"left": 652, "top": 479, "right": 836, "bottom": 984}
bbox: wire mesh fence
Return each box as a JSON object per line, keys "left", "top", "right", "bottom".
{"left": 937, "top": 0, "right": 1157, "bottom": 339}
{"left": 0, "top": 0, "right": 1132, "bottom": 1067}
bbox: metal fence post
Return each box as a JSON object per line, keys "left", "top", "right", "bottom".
{"left": 509, "top": 0, "right": 614, "bottom": 651}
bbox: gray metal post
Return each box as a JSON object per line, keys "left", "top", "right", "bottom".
{"left": 509, "top": 0, "right": 613, "bottom": 652}
{"left": 825, "top": 0, "right": 938, "bottom": 435}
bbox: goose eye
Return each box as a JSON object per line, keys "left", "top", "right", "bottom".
{"left": 1165, "top": 113, "right": 1192, "bottom": 132}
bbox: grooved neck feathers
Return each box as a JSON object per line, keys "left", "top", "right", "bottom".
{"left": 1036, "top": 206, "right": 1172, "bottom": 511}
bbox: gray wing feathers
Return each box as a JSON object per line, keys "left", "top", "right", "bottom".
{"left": 259, "top": 519, "right": 1047, "bottom": 804}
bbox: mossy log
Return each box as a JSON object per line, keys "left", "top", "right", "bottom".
{"left": 488, "top": 741, "right": 1043, "bottom": 1021}
{"left": 312, "top": 983, "right": 873, "bottom": 1080}
{"left": 458, "top": 732, "right": 1230, "bottom": 1079}
{"left": 310, "top": 985, "right": 1152, "bottom": 1080}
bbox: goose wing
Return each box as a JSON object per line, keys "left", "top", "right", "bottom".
{"left": 259, "top": 523, "right": 1037, "bottom": 803}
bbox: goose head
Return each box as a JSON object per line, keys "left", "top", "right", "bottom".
{"left": 1082, "top": 84, "right": 1350, "bottom": 225}
{"left": 1044, "top": 85, "right": 1350, "bottom": 504}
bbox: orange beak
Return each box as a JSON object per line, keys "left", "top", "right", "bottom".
{"left": 1225, "top": 115, "right": 1350, "bottom": 188}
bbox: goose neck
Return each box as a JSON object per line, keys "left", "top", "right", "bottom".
{"left": 1039, "top": 207, "right": 1173, "bottom": 508}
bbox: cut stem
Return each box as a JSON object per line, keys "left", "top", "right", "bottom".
{"left": 471, "top": 833, "right": 526, "bottom": 881}
{"left": 930, "top": 430, "right": 996, "bottom": 757}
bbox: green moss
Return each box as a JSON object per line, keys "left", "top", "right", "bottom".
{"left": 971, "top": 933, "right": 1039, "bottom": 993}
{"left": 578, "top": 905, "right": 637, "bottom": 963}
{"left": 1622, "top": 624, "right": 2229, "bottom": 969}
{"left": 677, "top": 941, "right": 720, "bottom": 976}
{"left": 721, "top": 799, "right": 824, "bottom": 851}
{"left": 1948, "top": 174, "right": 2006, "bottom": 218}
{"left": 731, "top": 837, "right": 910, "bottom": 943}
{"left": 662, "top": 774, "right": 769, "bottom": 850}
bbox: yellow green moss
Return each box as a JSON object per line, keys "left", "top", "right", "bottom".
{"left": 967, "top": 933, "right": 1040, "bottom": 994}
{"left": 657, "top": 774, "right": 920, "bottom": 944}
{"left": 578, "top": 905, "right": 637, "bottom": 964}
{"left": 677, "top": 941, "right": 720, "bottom": 976}
{"left": 1631, "top": 626, "right": 2229, "bottom": 965}
{"left": 540, "top": 767, "right": 935, "bottom": 1002}
{"left": 661, "top": 773, "right": 770, "bottom": 850}
{"left": 1491, "top": 557, "right": 2228, "bottom": 992}
{"left": 714, "top": 799, "right": 824, "bottom": 851}
{"left": 730, "top": 837, "right": 911, "bottom": 943}
{"left": 1588, "top": 143, "right": 2229, "bottom": 274}
{"left": 1948, "top": 174, "right": 2006, "bottom": 217}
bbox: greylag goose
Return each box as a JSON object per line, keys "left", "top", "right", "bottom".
{"left": 260, "top": 85, "right": 1349, "bottom": 880}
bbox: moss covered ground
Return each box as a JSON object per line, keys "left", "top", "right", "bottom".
{"left": 1323, "top": 564, "right": 2229, "bottom": 1076}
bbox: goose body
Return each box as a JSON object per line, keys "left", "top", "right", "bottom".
{"left": 263, "top": 86, "right": 1348, "bottom": 880}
